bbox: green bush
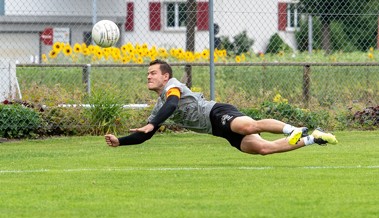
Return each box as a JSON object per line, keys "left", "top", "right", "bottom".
{"left": 220, "top": 30, "right": 254, "bottom": 55}
{"left": 266, "top": 33, "right": 292, "bottom": 54}
{"left": 241, "top": 101, "right": 330, "bottom": 129}
{"left": 233, "top": 30, "right": 254, "bottom": 55}
{"left": 84, "top": 89, "right": 125, "bottom": 135}
{"left": 330, "top": 22, "right": 358, "bottom": 52}
{"left": 39, "top": 107, "right": 89, "bottom": 136}
{"left": 0, "top": 104, "right": 41, "bottom": 139}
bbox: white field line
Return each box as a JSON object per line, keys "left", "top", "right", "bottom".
{"left": 0, "top": 165, "right": 378, "bottom": 174}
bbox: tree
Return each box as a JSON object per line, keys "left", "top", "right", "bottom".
{"left": 299, "top": 0, "right": 378, "bottom": 53}
{"left": 184, "top": 0, "right": 196, "bottom": 88}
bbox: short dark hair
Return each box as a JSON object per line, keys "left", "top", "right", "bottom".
{"left": 149, "top": 59, "right": 173, "bottom": 78}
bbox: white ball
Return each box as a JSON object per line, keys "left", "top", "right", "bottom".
{"left": 92, "top": 20, "right": 120, "bottom": 48}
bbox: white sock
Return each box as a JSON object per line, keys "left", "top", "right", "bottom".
{"left": 303, "top": 135, "right": 315, "bottom": 146}
{"left": 283, "top": 124, "right": 295, "bottom": 134}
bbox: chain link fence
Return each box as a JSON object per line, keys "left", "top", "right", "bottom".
{"left": 1, "top": 0, "right": 379, "bottom": 138}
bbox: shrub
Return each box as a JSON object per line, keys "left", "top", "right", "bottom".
{"left": 220, "top": 30, "right": 254, "bottom": 55}
{"left": 0, "top": 104, "right": 41, "bottom": 139}
{"left": 84, "top": 89, "right": 125, "bottom": 135}
{"left": 266, "top": 33, "right": 292, "bottom": 54}
{"left": 352, "top": 105, "right": 379, "bottom": 129}
{"left": 241, "top": 101, "right": 330, "bottom": 129}
{"left": 233, "top": 30, "right": 254, "bottom": 55}
{"left": 39, "top": 107, "right": 89, "bottom": 136}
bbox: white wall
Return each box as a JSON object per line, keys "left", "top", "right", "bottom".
{"left": 1, "top": 0, "right": 294, "bottom": 63}
{"left": 0, "top": 33, "right": 40, "bottom": 63}
{"left": 123, "top": 0, "right": 289, "bottom": 53}
{"left": 5, "top": 0, "right": 126, "bottom": 16}
{"left": 120, "top": 1, "right": 209, "bottom": 51}
{"left": 214, "top": 0, "right": 280, "bottom": 53}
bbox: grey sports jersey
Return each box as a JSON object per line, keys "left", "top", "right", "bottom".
{"left": 148, "top": 78, "right": 216, "bottom": 134}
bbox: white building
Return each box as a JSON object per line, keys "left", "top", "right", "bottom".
{"left": 0, "top": 0, "right": 299, "bottom": 63}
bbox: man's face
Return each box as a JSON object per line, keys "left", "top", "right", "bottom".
{"left": 147, "top": 64, "right": 169, "bottom": 94}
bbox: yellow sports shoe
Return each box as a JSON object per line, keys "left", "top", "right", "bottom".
{"left": 288, "top": 127, "right": 308, "bottom": 145}
{"left": 311, "top": 128, "right": 338, "bottom": 145}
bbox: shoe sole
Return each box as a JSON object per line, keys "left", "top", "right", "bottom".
{"left": 321, "top": 135, "right": 338, "bottom": 144}
{"left": 312, "top": 129, "right": 338, "bottom": 145}
{"left": 288, "top": 129, "right": 303, "bottom": 145}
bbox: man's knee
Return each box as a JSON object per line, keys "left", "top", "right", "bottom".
{"left": 242, "top": 146, "right": 271, "bottom": 155}
{"left": 233, "top": 120, "right": 258, "bottom": 135}
{"left": 241, "top": 139, "right": 272, "bottom": 155}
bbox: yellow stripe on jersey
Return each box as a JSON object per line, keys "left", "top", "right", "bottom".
{"left": 166, "top": 87, "right": 181, "bottom": 98}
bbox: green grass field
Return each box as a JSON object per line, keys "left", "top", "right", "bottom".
{"left": 0, "top": 131, "right": 378, "bottom": 218}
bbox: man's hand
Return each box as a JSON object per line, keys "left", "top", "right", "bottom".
{"left": 105, "top": 134, "right": 120, "bottom": 147}
{"left": 129, "top": 123, "right": 155, "bottom": 133}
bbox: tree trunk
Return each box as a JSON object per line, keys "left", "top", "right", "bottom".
{"left": 321, "top": 16, "right": 332, "bottom": 55}
{"left": 183, "top": 0, "right": 196, "bottom": 88}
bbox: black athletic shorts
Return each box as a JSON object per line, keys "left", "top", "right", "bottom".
{"left": 210, "top": 103, "right": 246, "bottom": 150}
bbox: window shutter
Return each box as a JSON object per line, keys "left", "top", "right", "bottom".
{"left": 125, "top": 2, "right": 134, "bottom": 31}
{"left": 149, "top": 2, "right": 161, "bottom": 31}
{"left": 278, "top": 2, "right": 287, "bottom": 31}
{"left": 196, "top": 2, "right": 209, "bottom": 31}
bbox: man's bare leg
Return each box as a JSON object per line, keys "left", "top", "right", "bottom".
{"left": 231, "top": 116, "right": 296, "bottom": 134}
{"left": 240, "top": 134, "right": 305, "bottom": 155}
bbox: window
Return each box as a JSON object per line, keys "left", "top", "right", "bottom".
{"left": 164, "top": 2, "right": 187, "bottom": 29}
{"left": 286, "top": 3, "right": 299, "bottom": 31}
{"left": 278, "top": 2, "right": 300, "bottom": 31}
{"left": 149, "top": 1, "right": 209, "bottom": 31}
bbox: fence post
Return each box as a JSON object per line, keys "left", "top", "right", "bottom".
{"left": 184, "top": 65, "right": 192, "bottom": 88}
{"left": 303, "top": 65, "right": 311, "bottom": 108}
{"left": 209, "top": 0, "right": 215, "bottom": 100}
{"left": 82, "top": 64, "right": 91, "bottom": 95}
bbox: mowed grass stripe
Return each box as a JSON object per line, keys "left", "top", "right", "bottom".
{"left": 1, "top": 165, "right": 379, "bottom": 174}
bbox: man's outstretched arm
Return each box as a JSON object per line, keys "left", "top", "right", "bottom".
{"left": 105, "top": 92, "right": 180, "bottom": 147}
{"left": 105, "top": 126, "right": 159, "bottom": 147}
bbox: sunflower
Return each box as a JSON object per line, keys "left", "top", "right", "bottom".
{"left": 201, "top": 49, "right": 209, "bottom": 59}
{"left": 95, "top": 49, "right": 103, "bottom": 59}
{"left": 53, "top": 42, "right": 63, "bottom": 52}
{"left": 122, "top": 56, "right": 131, "bottom": 64}
{"left": 88, "top": 45, "right": 95, "bottom": 53}
{"left": 170, "top": 48, "right": 177, "bottom": 57}
{"left": 63, "top": 45, "right": 72, "bottom": 56}
{"left": 121, "top": 44, "right": 128, "bottom": 53}
{"left": 158, "top": 48, "right": 168, "bottom": 57}
{"left": 41, "top": 54, "right": 48, "bottom": 62}
{"left": 49, "top": 50, "right": 58, "bottom": 59}
{"left": 195, "top": 52, "right": 201, "bottom": 61}
{"left": 136, "top": 56, "right": 144, "bottom": 64}
{"left": 235, "top": 55, "right": 241, "bottom": 63}
{"left": 240, "top": 53, "right": 246, "bottom": 62}
{"left": 82, "top": 48, "right": 90, "bottom": 56}
{"left": 185, "top": 51, "right": 195, "bottom": 62}
{"left": 73, "top": 43, "right": 82, "bottom": 53}
{"left": 214, "top": 55, "right": 218, "bottom": 62}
